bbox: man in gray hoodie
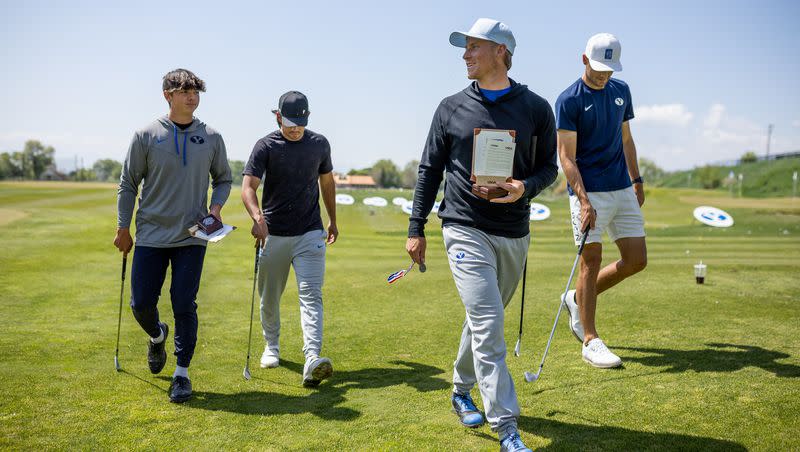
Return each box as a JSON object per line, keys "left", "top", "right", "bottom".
{"left": 114, "top": 68, "right": 232, "bottom": 403}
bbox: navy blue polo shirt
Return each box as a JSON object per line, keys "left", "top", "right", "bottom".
{"left": 555, "top": 78, "right": 634, "bottom": 193}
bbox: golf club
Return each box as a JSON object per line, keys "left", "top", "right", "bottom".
{"left": 114, "top": 253, "right": 127, "bottom": 372}
{"left": 243, "top": 240, "right": 262, "bottom": 381}
{"left": 513, "top": 259, "right": 528, "bottom": 357}
{"left": 524, "top": 225, "right": 590, "bottom": 382}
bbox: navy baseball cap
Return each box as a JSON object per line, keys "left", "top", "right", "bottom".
{"left": 272, "top": 91, "right": 310, "bottom": 127}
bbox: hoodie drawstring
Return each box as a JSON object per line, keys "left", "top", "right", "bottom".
{"left": 171, "top": 123, "right": 188, "bottom": 167}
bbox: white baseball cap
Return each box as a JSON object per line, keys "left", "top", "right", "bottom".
{"left": 449, "top": 18, "right": 516, "bottom": 55}
{"left": 585, "top": 33, "right": 622, "bottom": 72}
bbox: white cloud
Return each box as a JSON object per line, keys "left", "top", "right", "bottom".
{"left": 636, "top": 104, "right": 693, "bottom": 126}
{"left": 792, "top": 119, "right": 800, "bottom": 128}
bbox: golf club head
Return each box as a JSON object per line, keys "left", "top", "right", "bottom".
{"left": 243, "top": 366, "right": 251, "bottom": 381}
{"left": 513, "top": 338, "right": 521, "bottom": 357}
{"left": 419, "top": 263, "right": 427, "bottom": 273}
{"left": 523, "top": 371, "right": 539, "bottom": 382}
{"left": 114, "top": 356, "right": 121, "bottom": 372}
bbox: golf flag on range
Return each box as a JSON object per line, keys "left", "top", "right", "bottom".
{"left": 387, "top": 269, "right": 406, "bottom": 284}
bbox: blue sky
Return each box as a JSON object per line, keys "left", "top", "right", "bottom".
{"left": 1, "top": 0, "right": 798, "bottom": 172}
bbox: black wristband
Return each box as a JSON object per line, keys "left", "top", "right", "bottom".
{"left": 632, "top": 176, "right": 644, "bottom": 184}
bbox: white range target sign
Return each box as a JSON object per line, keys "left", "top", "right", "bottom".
{"left": 529, "top": 203, "right": 551, "bottom": 221}
{"left": 335, "top": 194, "right": 355, "bottom": 205}
{"left": 693, "top": 206, "right": 734, "bottom": 227}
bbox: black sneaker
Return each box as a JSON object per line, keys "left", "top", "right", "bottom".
{"left": 168, "top": 376, "right": 192, "bottom": 403}
{"left": 147, "top": 322, "right": 169, "bottom": 374}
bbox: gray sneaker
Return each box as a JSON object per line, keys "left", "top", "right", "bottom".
{"left": 303, "top": 356, "right": 333, "bottom": 387}
{"left": 561, "top": 290, "right": 584, "bottom": 343}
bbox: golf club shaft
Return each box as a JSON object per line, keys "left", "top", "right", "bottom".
{"left": 115, "top": 255, "right": 127, "bottom": 365}
{"left": 514, "top": 259, "right": 528, "bottom": 356}
{"left": 245, "top": 242, "right": 260, "bottom": 369}
{"left": 533, "top": 226, "right": 590, "bottom": 376}
{"left": 517, "top": 259, "right": 527, "bottom": 337}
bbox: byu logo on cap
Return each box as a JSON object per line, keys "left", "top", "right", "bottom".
{"left": 605, "top": 49, "right": 613, "bottom": 60}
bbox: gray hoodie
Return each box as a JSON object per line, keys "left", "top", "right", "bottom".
{"left": 117, "top": 116, "right": 232, "bottom": 247}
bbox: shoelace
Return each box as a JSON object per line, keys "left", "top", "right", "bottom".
{"left": 587, "top": 339, "right": 613, "bottom": 356}
{"left": 453, "top": 394, "right": 477, "bottom": 412}
{"left": 503, "top": 433, "right": 526, "bottom": 451}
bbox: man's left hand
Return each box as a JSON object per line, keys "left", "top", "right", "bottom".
{"left": 326, "top": 222, "right": 339, "bottom": 245}
{"left": 209, "top": 203, "right": 223, "bottom": 221}
{"left": 490, "top": 179, "right": 526, "bottom": 204}
{"left": 633, "top": 183, "right": 645, "bottom": 207}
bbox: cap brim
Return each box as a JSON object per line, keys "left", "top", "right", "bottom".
{"left": 588, "top": 59, "right": 622, "bottom": 72}
{"left": 450, "top": 30, "right": 495, "bottom": 48}
{"left": 281, "top": 116, "right": 308, "bottom": 127}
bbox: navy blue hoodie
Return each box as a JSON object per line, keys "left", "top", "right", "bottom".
{"left": 409, "top": 80, "right": 558, "bottom": 238}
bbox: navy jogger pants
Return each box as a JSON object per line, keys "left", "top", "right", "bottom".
{"left": 130, "top": 245, "right": 206, "bottom": 368}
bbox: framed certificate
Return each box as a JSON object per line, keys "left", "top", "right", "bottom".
{"left": 470, "top": 128, "right": 516, "bottom": 200}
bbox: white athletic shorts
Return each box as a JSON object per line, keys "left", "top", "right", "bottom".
{"left": 569, "top": 186, "right": 645, "bottom": 245}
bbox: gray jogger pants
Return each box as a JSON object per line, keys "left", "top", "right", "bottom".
{"left": 442, "top": 224, "right": 529, "bottom": 433}
{"left": 258, "top": 229, "right": 327, "bottom": 358}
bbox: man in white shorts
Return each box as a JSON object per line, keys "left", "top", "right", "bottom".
{"left": 555, "top": 33, "right": 647, "bottom": 368}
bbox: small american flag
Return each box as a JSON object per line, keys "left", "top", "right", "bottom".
{"left": 387, "top": 262, "right": 415, "bottom": 284}
{"left": 387, "top": 269, "right": 406, "bottom": 284}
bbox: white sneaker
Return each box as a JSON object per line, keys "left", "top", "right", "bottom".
{"left": 303, "top": 356, "right": 333, "bottom": 387}
{"left": 561, "top": 290, "right": 584, "bottom": 343}
{"left": 582, "top": 338, "right": 622, "bottom": 368}
{"left": 260, "top": 346, "right": 280, "bottom": 369}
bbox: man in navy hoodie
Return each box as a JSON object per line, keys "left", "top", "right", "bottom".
{"left": 406, "top": 18, "right": 557, "bottom": 452}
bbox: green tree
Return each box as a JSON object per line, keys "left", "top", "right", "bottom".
{"left": 347, "top": 167, "right": 371, "bottom": 176}
{"left": 92, "top": 159, "right": 122, "bottom": 182}
{"left": 0, "top": 152, "right": 22, "bottom": 179}
{"left": 639, "top": 158, "right": 666, "bottom": 184}
{"left": 696, "top": 165, "right": 722, "bottom": 189}
{"left": 740, "top": 151, "right": 758, "bottom": 164}
{"left": 22, "top": 140, "right": 55, "bottom": 179}
{"left": 370, "top": 159, "right": 401, "bottom": 188}
{"left": 401, "top": 160, "right": 419, "bottom": 189}
{"left": 228, "top": 160, "right": 244, "bottom": 185}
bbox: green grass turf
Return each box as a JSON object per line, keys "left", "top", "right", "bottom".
{"left": 0, "top": 181, "right": 798, "bottom": 450}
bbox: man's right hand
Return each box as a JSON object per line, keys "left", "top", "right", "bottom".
{"left": 406, "top": 236, "right": 427, "bottom": 266}
{"left": 580, "top": 199, "right": 597, "bottom": 231}
{"left": 114, "top": 228, "right": 133, "bottom": 255}
{"left": 251, "top": 215, "right": 268, "bottom": 248}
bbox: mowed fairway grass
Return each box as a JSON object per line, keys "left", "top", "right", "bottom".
{"left": 1, "top": 181, "right": 799, "bottom": 451}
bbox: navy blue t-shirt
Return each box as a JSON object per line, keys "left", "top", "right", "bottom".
{"left": 555, "top": 78, "right": 634, "bottom": 193}
{"left": 243, "top": 129, "right": 333, "bottom": 236}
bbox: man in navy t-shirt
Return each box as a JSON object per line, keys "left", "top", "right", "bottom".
{"left": 555, "top": 33, "right": 647, "bottom": 369}
{"left": 241, "top": 91, "right": 338, "bottom": 387}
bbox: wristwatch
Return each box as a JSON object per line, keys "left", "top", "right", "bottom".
{"left": 632, "top": 176, "right": 644, "bottom": 184}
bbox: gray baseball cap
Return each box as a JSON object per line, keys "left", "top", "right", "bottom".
{"left": 449, "top": 18, "right": 516, "bottom": 55}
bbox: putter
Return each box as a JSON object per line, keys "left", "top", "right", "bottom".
{"left": 243, "top": 241, "right": 262, "bottom": 381}
{"left": 114, "top": 253, "right": 127, "bottom": 372}
{"left": 513, "top": 259, "right": 528, "bottom": 357}
{"left": 524, "top": 225, "right": 590, "bottom": 382}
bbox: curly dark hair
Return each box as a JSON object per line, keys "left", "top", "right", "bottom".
{"left": 162, "top": 68, "right": 206, "bottom": 92}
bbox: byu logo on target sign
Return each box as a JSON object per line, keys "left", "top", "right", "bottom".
{"left": 693, "top": 206, "right": 734, "bottom": 228}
